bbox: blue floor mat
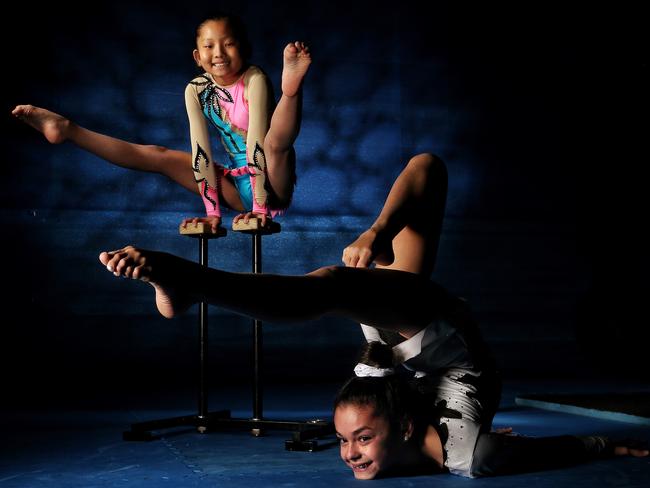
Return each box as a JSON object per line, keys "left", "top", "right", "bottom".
{"left": 2, "top": 381, "right": 650, "bottom": 487}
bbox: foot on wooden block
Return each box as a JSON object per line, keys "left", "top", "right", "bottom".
{"left": 179, "top": 222, "right": 227, "bottom": 237}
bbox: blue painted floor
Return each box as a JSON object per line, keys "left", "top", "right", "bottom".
{"left": 2, "top": 380, "right": 649, "bottom": 487}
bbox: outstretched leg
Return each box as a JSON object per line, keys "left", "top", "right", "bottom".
{"left": 263, "top": 42, "right": 311, "bottom": 206}
{"left": 343, "top": 153, "right": 448, "bottom": 276}
{"left": 471, "top": 433, "right": 648, "bottom": 477}
{"left": 11, "top": 104, "right": 245, "bottom": 211}
{"left": 99, "top": 247, "right": 448, "bottom": 337}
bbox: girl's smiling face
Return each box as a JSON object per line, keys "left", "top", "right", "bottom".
{"left": 334, "top": 403, "right": 402, "bottom": 479}
{"left": 193, "top": 19, "right": 244, "bottom": 86}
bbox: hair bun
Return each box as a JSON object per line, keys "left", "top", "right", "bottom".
{"left": 359, "top": 341, "right": 394, "bottom": 369}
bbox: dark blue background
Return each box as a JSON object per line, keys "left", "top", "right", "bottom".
{"left": 1, "top": 1, "right": 647, "bottom": 404}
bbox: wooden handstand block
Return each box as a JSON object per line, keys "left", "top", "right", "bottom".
{"left": 179, "top": 222, "right": 227, "bottom": 237}
{"left": 232, "top": 217, "right": 281, "bottom": 234}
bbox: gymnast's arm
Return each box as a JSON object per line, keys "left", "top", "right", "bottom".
{"left": 184, "top": 79, "right": 222, "bottom": 225}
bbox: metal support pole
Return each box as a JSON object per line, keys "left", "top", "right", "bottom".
{"left": 123, "top": 225, "right": 231, "bottom": 441}
{"left": 124, "top": 220, "right": 333, "bottom": 447}
{"left": 252, "top": 232, "right": 263, "bottom": 421}
{"left": 198, "top": 236, "right": 209, "bottom": 420}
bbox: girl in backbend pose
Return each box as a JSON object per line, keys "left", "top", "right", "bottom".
{"left": 12, "top": 12, "right": 310, "bottom": 231}
{"left": 97, "top": 153, "right": 649, "bottom": 479}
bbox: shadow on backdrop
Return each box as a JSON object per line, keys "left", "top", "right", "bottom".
{"left": 1, "top": 0, "right": 647, "bottom": 408}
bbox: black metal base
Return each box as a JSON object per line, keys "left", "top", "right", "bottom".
{"left": 126, "top": 226, "right": 336, "bottom": 451}
{"left": 123, "top": 412, "right": 335, "bottom": 450}
{"left": 122, "top": 409, "right": 231, "bottom": 441}
{"left": 210, "top": 417, "right": 335, "bottom": 451}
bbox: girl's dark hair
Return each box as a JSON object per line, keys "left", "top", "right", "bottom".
{"left": 334, "top": 342, "right": 420, "bottom": 436}
{"left": 195, "top": 11, "right": 253, "bottom": 61}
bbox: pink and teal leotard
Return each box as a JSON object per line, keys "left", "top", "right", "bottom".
{"left": 184, "top": 65, "right": 279, "bottom": 217}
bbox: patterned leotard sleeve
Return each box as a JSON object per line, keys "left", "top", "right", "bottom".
{"left": 184, "top": 66, "right": 277, "bottom": 218}
{"left": 185, "top": 77, "right": 222, "bottom": 217}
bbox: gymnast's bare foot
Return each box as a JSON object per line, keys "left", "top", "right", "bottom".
{"left": 614, "top": 444, "right": 649, "bottom": 457}
{"left": 282, "top": 41, "right": 311, "bottom": 97}
{"left": 99, "top": 246, "right": 199, "bottom": 319}
{"left": 11, "top": 104, "right": 72, "bottom": 144}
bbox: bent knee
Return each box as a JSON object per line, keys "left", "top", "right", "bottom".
{"left": 143, "top": 144, "right": 177, "bottom": 163}
{"left": 143, "top": 145, "right": 192, "bottom": 174}
{"left": 407, "top": 152, "right": 446, "bottom": 176}
{"left": 144, "top": 144, "right": 168, "bottom": 153}
{"left": 263, "top": 139, "right": 287, "bottom": 156}
{"left": 145, "top": 144, "right": 190, "bottom": 161}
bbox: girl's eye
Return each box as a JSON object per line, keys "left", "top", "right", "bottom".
{"left": 338, "top": 437, "right": 347, "bottom": 445}
{"left": 359, "top": 436, "right": 372, "bottom": 443}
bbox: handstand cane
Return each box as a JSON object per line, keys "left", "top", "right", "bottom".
{"left": 123, "top": 219, "right": 333, "bottom": 450}
{"left": 122, "top": 223, "right": 229, "bottom": 440}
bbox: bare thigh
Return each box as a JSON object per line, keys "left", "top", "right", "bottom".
{"left": 380, "top": 153, "right": 448, "bottom": 276}
{"left": 381, "top": 225, "right": 441, "bottom": 275}
{"left": 159, "top": 148, "right": 244, "bottom": 212}
{"left": 264, "top": 146, "right": 296, "bottom": 208}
